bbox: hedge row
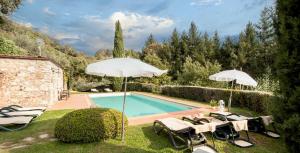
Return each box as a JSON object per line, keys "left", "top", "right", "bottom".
{"left": 161, "top": 86, "right": 274, "bottom": 114}
{"left": 127, "top": 83, "right": 274, "bottom": 114}
{"left": 127, "top": 82, "right": 161, "bottom": 93}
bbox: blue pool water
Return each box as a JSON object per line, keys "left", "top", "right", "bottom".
{"left": 91, "top": 94, "right": 192, "bottom": 117}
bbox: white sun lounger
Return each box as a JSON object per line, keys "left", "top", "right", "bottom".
{"left": 0, "top": 110, "right": 43, "bottom": 117}
{"left": 0, "top": 116, "right": 35, "bottom": 131}
{"left": 5, "top": 105, "right": 46, "bottom": 111}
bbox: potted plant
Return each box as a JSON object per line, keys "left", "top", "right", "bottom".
{"left": 210, "top": 99, "right": 218, "bottom": 110}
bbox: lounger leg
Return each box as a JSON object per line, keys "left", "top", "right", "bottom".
{"left": 211, "top": 132, "right": 215, "bottom": 148}
{"left": 153, "top": 122, "right": 163, "bottom": 135}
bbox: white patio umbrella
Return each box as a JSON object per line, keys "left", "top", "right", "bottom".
{"left": 209, "top": 69, "right": 257, "bottom": 111}
{"left": 85, "top": 57, "right": 167, "bottom": 142}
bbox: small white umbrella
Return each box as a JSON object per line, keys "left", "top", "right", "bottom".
{"left": 86, "top": 57, "right": 167, "bottom": 142}
{"left": 209, "top": 69, "right": 257, "bottom": 111}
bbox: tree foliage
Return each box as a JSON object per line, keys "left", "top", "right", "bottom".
{"left": 0, "top": 0, "right": 21, "bottom": 15}
{"left": 272, "top": 0, "right": 300, "bottom": 152}
{"left": 0, "top": 36, "right": 27, "bottom": 55}
{"left": 113, "top": 20, "right": 125, "bottom": 58}
{"left": 178, "top": 57, "right": 221, "bottom": 86}
{"left": 112, "top": 20, "right": 125, "bottom": 91}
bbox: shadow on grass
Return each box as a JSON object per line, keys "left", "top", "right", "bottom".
{"left": 141, "top": 126, "right": 190, "bottom": 153}
{"left": 9, "top": 141, "right": 155, "bottom": 153}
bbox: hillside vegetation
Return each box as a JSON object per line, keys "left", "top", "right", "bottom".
{"left": 0, "top": 17, "right": 100, "bottom": 88}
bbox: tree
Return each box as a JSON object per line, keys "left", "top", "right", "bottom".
{"left": 169, "top": 28, "right": 181, "bottom": 79}
{"left": 220, "top": 36, "right": 237, "bottom": 69}
{"left": 255, "top": 6, "right": 277, "bottom": 74}
{"left": 113, "top": 20, "right": 125, "bottom": 58}
{"left": 188, "top": 22, "right": 201, "bottom": 60}
{"left": 0, "top": 0, "right": 21, "bottom": 15}
{"left": 95, "top": 49, "right": 112, "bottom": 60}
{"left": 272, "top": 0, "right": 300, "bottom": 152}
{"left": 112, "top": 20, "right": 125, "bottom": 91}
{"left": 144, "top": 34, "right": 156, "bottom": 47}
{"left": 212, "top": 31, "right": 221, "bottom": 60}
{"left": 178, "top": 57, "right": 221, "bottom": 86}
{"left": 237, "top": 22, "right": 259, "bottom": 74}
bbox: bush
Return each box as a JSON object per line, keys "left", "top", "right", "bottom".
{"left": 55, "top": 108, "right": 128, "bottom": 143}
{"left": 127, "top": 82, "right": 161, "bottom": 93}
{"left": 0, "top": 36, "right": 27, "bottom": 55}
{"left": 161, "top": 85, "right": 273, "bottom": 114}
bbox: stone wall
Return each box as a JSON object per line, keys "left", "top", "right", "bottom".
{"left": 0, "top": 57, "right": 64, "bottom": 107}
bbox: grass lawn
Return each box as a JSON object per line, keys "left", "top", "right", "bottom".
{"left": 0, "top": 108, "right": 288, "bottom": 153}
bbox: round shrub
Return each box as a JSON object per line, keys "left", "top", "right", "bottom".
{"left": 54, "top": 108, "right": 128, "bottom": 143}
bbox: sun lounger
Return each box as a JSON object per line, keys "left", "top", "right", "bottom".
{"left": 0, "top": 116, "right": 35, "bottom": 131}
{"left": 209, "top": 111, "right": 280, "bottom": 138}
{"left": 183, "top": 114, "right": 254, "bottom": 148}
{"left": 0, "top": 110, "right": 43, "bottom": 117}
{"left": 2, "top": 105, "right": 46, "bottom": 111}
{"left": 153, "top": 118, "right": 217, "bottom": 152}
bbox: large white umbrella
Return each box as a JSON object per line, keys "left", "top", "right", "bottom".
{"left": 209, "top": 69, "right": 257, "bottom": 111}
{"left": 86, "top": 57, "right": 167, "bottom": 142}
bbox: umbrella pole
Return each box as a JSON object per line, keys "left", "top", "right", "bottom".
{"left": 121, "top": 77, "right": 127, "bottom": 143}
{"left": 228, "top": 81, "right": 234, "bottom": 112}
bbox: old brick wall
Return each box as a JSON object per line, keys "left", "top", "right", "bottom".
{"left": 0, "top": 58, "right": 64, "bottom": 107}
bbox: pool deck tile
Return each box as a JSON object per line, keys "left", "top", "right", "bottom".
{"left": 48, "top": 94, "right": 92, "bottom": 110}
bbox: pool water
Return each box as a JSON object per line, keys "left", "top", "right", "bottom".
{"left": 91, "top": 94, "right": 192, "bottom": 117}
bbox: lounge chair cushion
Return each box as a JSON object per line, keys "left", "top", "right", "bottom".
{"left": 185, "top": 113, "right": 204, "bottom": 120}
{"left": 14, "top": 107, "right": 46, "bottom": 111}
{"left": 264, "top": 131, "right": 280, "bottom": 138}
{"left": 191, "top": 122, "right": 218, "bottom": 133}
{"left": 230, "top": 139, "right": 254, "bottom": 147}
{"left": 227, "top": 114, "right": 250, "bottom": 121}
{"left": 158, "top": 118, "right": 193, "bottom": 131}
{"left": 260, "top": 116, "right": 273, "bottom": 126}
{"left": 193, "top": 145, "right": 217, "bottom": 153}
{"left": 231, "top": 120, "right": 248, "bottom": 131}
{"left": 2, "top": 110, "right": 43, "bottom": 116}
{"left": 0, "top": 116, "right": 33, "bottom": 125}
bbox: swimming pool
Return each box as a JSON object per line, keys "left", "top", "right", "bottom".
{"left": 90, "top": 94, "right": 193, "bottom": 117}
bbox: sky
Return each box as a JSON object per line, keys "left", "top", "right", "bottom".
{"left": 11, "top": 0, "right": 274, "bottom": 55}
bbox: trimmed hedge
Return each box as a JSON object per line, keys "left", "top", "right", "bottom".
{"left": 127, "top": 82, "right": 161, "bottom": 93}
{"left": 125, "top": 83, "right": 274, "bottom": 114}
{"left": 55, "top": 108, "right": 128, "bottom": 143}
{"left": 161, "top": 86, "right": 273, "bottom": 114}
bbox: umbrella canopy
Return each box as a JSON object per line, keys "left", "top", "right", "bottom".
{"left": 209, "top": 69, "right": 257, "bottom": 111}
{"left": 85, "top": 57, "right": 167, "bottom": 143}
{"left": 209, "top": 69, "right": 257, "bottom": 87}
{"left": 86, "top": 57, "right": 167, "bottom": 77}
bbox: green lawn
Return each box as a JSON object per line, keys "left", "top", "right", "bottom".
{"left": 0, "top": 109, "right": 288, "bottom": 153}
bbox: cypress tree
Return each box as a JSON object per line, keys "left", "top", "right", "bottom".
{"left": 273, "top": 0, "right": 300, "bottom": 152}
{"left": 113, "top": 20, "right": 125, "bottom": 58}
{"left": 112, "top": 20, "right": 125, "bottom": 91}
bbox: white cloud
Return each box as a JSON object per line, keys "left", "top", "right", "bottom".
{"left": 81, "top": 11, "right": 174, "bottom": 50}
{"left": 18, "top": 22, "right": 32, "bottom": 28}
{"left": 43, "top": 7, "right": 56, "bottom": 16}
{"left": 54, "top": 33, "right": 80, "bottom": 40}
{"left": 190, "top": 0, "right": 222, "bottom": 6}
{"left": 26, "top": 0, "right": 34, "bottom": 4}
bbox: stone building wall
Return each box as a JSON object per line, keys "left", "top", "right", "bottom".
{"left": 0, "top": 57, "right": 64, "bottom": 107}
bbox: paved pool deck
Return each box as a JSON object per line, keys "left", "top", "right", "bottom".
{"left": 47, "top": 92, "right": 214, "bottom": 125}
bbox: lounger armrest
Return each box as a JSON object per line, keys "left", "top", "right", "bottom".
{"left": 1, "top": 107, "right": 17, "bottom": 112}
{"left": 8, "top": 105, "right": 22, "bottom": 108}
{"left": 0, "top": 112, "right": 12, "bottom": 117}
